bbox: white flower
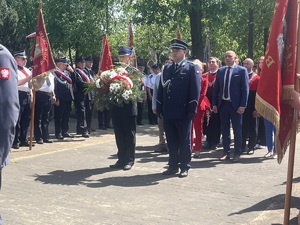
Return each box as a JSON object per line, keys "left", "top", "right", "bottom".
{"left": 122, "top": 92, "right": 130, "bottom": 100}
{"left": 95, "top": 79, "right": 101, "bottom": 88}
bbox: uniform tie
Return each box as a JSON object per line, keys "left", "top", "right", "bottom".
{"left": 224, "top": 67, "right": 231, "bottom": 99}
{"left": 175, "top": 63, "right": 178, "bottom": 70}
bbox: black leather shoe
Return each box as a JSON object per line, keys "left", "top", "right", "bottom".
{"left": 82, "top": 133, "right": 89, "bottom": 138}
{"left": 99, "top": 126, "right": 107, "bottom": 130}
{"left": 219, "top": 153, "right": 230, "bottom": 161}
{"left": 137, "top": 122, "right": 144, "bottom": 125}
{"left": 232, "top": 155, "right": 240, "bottom": 163}
{"left": 20, "top": 142, "right": 35, "bottom": 147}
{"left": 12, "top": 144, "right": 19, "bottom": 149}
{"left": 43, "top": 139, "right": 53, "bottom": 143}
{"left": 63, "top": 133, "right": 74, "bottom": 138}
{"left": 179, "top": 170, "right": 188, "bottom": 178}
{"left": 36, "top": 140, "right": 43, "bottom": 144}
{"left": 162, "top": 168, "right": 179, "bottom": 175}
{"left": 109, "top": 162, "right": 124, "bottom": 169}
{"left": 123, "top": 164, "right": 133, "bottom": 170}
{"left": 55, "top": 135, "right": 64, "bottom": 140}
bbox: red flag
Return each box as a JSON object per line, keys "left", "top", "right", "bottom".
{"left": 255, "top": 0, "right": 297, "bottom": 163}
{"left": 128, "top": 20, "right": 137, "bottom": 68}
{"left": 31, "top": 5, "right": 55, "bottom": 78}
{"left": 177, "top": 24, "right": 182, "bottom": 40}
{"left": 98, "top": 34, "right": 113, "bottom": 76}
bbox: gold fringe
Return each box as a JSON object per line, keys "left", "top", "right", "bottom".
{"left": 281, "top": 85, "right": 295, "bottom": 100}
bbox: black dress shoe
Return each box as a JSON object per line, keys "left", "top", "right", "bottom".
{"left": 63, "top": 133, "right": 74, "bottom": 138}
{"left": 55, "top": 135, "right": 64, "bottom": 140}
{"left": 219, "top": 153, "right": 230, "bottom": 161}
{"left": 82, "top": 133, "right": 89, "bottom": 138}
{"left": 231, "top": 155, "right": 240, "bottom": 163}
{"left": 20, "top": 142, "right": 35, "bottom": 147}
{"left": 36, "top": 140, "right": 43, "bottom": 144}
{"left": 12, "top": 144, "right": 19, "bottom": 149}
{"left": 179, "top": 170, "right": 188, "bottom": 178}
{"left": 43, "top": 139, "right": 53, "bottom": 143}
{"left": 137, "top": 122, "right": 144, "bottom": 125}
{"left": 123, "top": 164, "right": 133, "bottom": 170}
{"left": 109, "top": 162, "right": 124, "bottom": 169}
{"left": 99, "top": 126, "right": 107, "bottom": 130}
{"left": 162, "top": 168, "right": 179, "bottom": 175}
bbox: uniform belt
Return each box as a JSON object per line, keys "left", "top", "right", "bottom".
{"left": 19, "top": 90, "right": 31, "bottom": 95}
{"left": 37, "top": 91, "right": 53, "bottom": 96}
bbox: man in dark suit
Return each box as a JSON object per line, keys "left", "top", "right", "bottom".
{"left": 156, "top": 39, "right": 201, "bottom": 178}
{"left": 109, "top": 46, "right": 138, "bottom": 171}
{"left": 212, "top": 50, "right": 249, "bottom": 162}
{"left": 0, "top": 44, "right": 19, "bottom": 224}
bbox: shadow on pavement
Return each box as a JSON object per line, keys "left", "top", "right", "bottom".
{"left": 34, "top": 168, "right": 175, "bottom": 187}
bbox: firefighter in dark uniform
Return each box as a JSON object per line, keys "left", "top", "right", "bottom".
{"left": 156, "top": 39, "right": 201, "bottom": 178}
{"left": 84, "top": 56, "right": 96, "bottom": 132}
{"left": 109, "top": 46, "right": 138, "bottom": 171}
{"left": 0, "top": 44, "right": 19, "bottom": 224}
{"left": 12, "top": 50, "right": 34, "bottom": 148}
{"left": 53, "top": 57, "right": 74, "bottom": 139}
{"left": 73, "top": 56, "right": 90, "bottom": 138}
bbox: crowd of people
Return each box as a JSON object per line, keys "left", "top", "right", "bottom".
{"left": 0, "top": 39, "right": 289, "bottom": 180}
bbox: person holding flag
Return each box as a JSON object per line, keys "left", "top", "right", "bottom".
{"left": 12, "top": 50, "right": 34, "bottom": 149}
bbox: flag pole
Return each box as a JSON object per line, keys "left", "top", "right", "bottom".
{"left": 29, "top": 0, "right": 43, "bottom": 150}
{"left": 283, "top": 1, "right": 300, "bottom": 224}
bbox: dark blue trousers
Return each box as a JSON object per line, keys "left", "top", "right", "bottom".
{"left": 164, "top": 118, "right": 192, "bottom": 170}
{"left": 219, "top": 100, "right": 243, "bottom": 156}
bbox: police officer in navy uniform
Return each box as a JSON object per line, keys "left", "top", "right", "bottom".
{"left": 156, "top": 39, "right": 201, "bottom": 178}
{"left": 12, "top": 50, "right": 34, "bottom": 148}
{"left": 109, "top": 46, "right": 138, "bottom": 171}
{"left": 53, "top": 57, "right": 74, "bottom": 139}
{"left": 0, "top": 44, "right": 19, "bottom": 224}
{"left": 73, "top": 56, "right": 90, "bottom": 138}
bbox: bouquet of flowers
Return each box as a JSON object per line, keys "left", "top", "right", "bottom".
{"left": 87, "top": 66, "right": 145, "bottom": 111}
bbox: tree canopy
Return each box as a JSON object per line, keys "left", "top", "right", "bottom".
{"left": 0, "top": 0, "right": 275, "bottom": 66}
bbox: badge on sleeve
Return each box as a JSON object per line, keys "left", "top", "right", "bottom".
{"left": 0, "top": 67, "right": 10, "bottom": 80}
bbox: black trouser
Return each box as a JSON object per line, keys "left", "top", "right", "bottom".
{"left": 111, "top": 103, "right": 136, "bottom": 165}
{"left": 242, "top": 107, "right": 257, "bottom": 150}
{"left": 34, "top": 91, "right": 52, "bottom": 141}
{"left": 136, "top": 101, "right": 144, "bottom": 123}
{"left": 85, "top": 98, "right": 93, "bottom": 131}
{"left": 98, "top": 109, "right": 111, "bottom": 128}
{"left": 54, "top": 100, "right": 72, "bottom": 136}
{"left": 14, "top": 91, "right": 31, "bottom": 145}
{"left": 147, "top": 89, "right": 157, "bottom": 124}
{"left": 74, "top": 98, "right": 87, "bottom": 134}
{"left": 164, "top": 118, "right": 192, "bottom": 171}
{"left": 204, "top": 112, "right": 221, "bottom": 147}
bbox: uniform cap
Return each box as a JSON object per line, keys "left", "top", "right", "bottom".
{"left": 118, "top": 46, "right": 133, "bottom": 56}
{"left": 85, "top": 56, "right": 93, "bottom": 62}
{"left": 170, "top": 39, "right": 188, "bottom": 50}
{"left": 55, "top": 57, "right": 68, "bottom": 64}
{"left": 14, "top": 50, "right": 27, "bottom": 58}
{"left": 75, "top": 56, "right": 85, "bottom": 63}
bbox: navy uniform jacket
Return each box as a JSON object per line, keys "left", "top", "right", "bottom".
{"left": 54, "top": 70, "right": 73, "bottom": 102}
{"left": 212, "top": 65, "right": 249, "bottom": 111}
{"left": 0, "top": 45, "right": 19, "bottom": 167}
{"left": 74, "top": 68, "right": 90, "bottom": 101}
{"left": 156, "top": 60, "right": 201, "bottom": 119}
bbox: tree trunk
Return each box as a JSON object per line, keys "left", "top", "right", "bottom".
{"left": 247, "top": 0, "right": 254, "bottom": 59}
{"left": 189, "top": 0, "right": 203, "bottom": 60}
{"left": 263, "top": 27, "right": 269, "bottom": 54}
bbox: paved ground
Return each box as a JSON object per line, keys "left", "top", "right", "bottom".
{"left": 1, "top": 118, "right": 300, "bottom": 225}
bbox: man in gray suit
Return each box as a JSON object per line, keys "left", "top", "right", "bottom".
{"left": 0, "top": 44, "right": 19, "bottom": 224}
